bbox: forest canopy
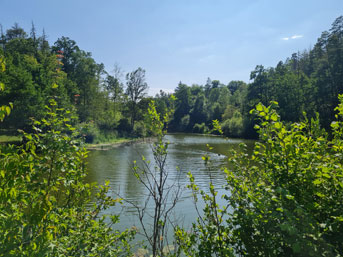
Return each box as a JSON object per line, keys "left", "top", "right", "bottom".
{"left": 1, "top": 16, "right": 343, "bottom": 140}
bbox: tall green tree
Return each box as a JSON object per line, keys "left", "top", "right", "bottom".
{"left": 125, "top": 67, "right": 148, "bottom": 129}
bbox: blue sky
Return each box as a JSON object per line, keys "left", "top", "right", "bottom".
{"left": 1, "top": 0, "right": 342, "bottom": 95}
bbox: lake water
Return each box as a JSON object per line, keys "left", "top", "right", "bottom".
{"left": 86, "top": 133, "right": 255, "bottom": 246}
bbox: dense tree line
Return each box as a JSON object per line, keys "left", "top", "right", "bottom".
{"left": 1, "top": 16, "right": 342, "bottom": 141}
{"left": 0, "top": 23, "right": 150, "bottom": 142}
{"left": 161, "top": 16, "right": 343, "bottom": 138}
{"left": 164, "top": 79, "right": 248, "bottom": 137}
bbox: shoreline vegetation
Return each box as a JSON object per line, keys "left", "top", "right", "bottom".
{"left": 1, "top": 96, "right": 343, "bottom": 256}
{"left": 0, "top": 16, "right": 342, "bottom": 142}
{"left": 0, "top": 133, "right": 153, "bottom": 150}
{"left": 0, "top": 131, "right": 228, "bottom": 149}
{"left": 0, "top": 15, "right": 343, "bottom": 257}
{"left": 85, "top": 137, "right": 154, "bottom": 150}
{"left": 0, "top": 134, "right": 21, "bottom": 144}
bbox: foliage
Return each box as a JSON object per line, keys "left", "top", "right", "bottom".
{"left": 168, "top": 16, "right": 343, "bottom": 138}
{"left": 180, "top": 114, "right": 190, "bottom": 131}
{"left": 125, "top": 67, "right": 148, "bottom": 129}
{"left": 0, "top": 24, "right": 152, "bottom": 138}
{"left": 2, "top": 16, "right": 343, "bottom": 140}
{"left": 0, "top": 98, "right": 135, "bottom": 256}
{"left": 0, "top": 55, "right": 12, "bottom": 122}
{"left": 175, "top": 171, "right": 235, "bottom": 257}
{"left": 133, "top": 120, "right": 147, "bottom": 137}
{"left": 0, "top": 30, "right": 74, "bottom": 130}
{"left": 221, "top": 110, "right": 244, "bottom": 137}
{"left": 76, "top": 121, "right": 100, "bottom": 143}
{"left": 128, "top": 100, "right": 180, "bottom": 257}
{"left": 192, "top": 123, "right": 208, "bottom": 134}
{"left": 176, "top": 97, "right": 343, "bottom": 256}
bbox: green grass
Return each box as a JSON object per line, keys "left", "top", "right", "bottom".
{"left": 85, "top": 137, "right": 136, "bottom": 148}
{"left": 0, "top": 135, "right": 21, "bottom": 143}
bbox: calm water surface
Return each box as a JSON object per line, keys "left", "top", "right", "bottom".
{"left": 86, "top": 133, "right": 255, "bottom": 240}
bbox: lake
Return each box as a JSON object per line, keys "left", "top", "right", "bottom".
{"left": 86, "top": 133, "right": 255, "bottom": 246}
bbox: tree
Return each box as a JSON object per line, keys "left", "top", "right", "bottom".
{"left": 5, "top": 23, "right": 27, "bottom": 41}
{"left": 125, "top": 67, "right": 148, "bottom": 129}
{"left": 0, "top": 55, "right": 12, "bottom": 122}
{"left": 228, "top": 80, "right": 246, "bottom": 94}
{"left": 52, "top": 36, "right": 80, "bottom": 75}
{"left": 126, "top": 100, "right": 181, "bottom": 257}
{"left": 105, "top": 65, "right": 124, "bottom": 113}
{"left": 190, "top": 93, "right": 207, "bottom": 128}
{"left": 172, "top": 82, "right": 191, "bottom": 131}
{"left": 0, "top": 32, "right": 72, "bottom": 130}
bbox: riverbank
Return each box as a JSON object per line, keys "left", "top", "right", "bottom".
{"left": 0, "top": 135, "right": 21, "bottom": 144}
{"left": 86, "top": 137, "right": 154, "bottom": 150}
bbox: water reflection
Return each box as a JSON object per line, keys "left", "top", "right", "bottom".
{"left": 86, "top": 133, "right": 255, "bottom": 239}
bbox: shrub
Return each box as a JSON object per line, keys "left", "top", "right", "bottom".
{"left": 133, "top": 120, "right": 147, "bottom": 137}
{"left": 221, "top": 110, "right": 244, "bottom": 137}
{"left": 76, "top": 121, "right": 100, "bottom": 143}
{"left": 0, "top": 99, "right": 135, "bottom": 256}
{"left": 118, "top": 117, "right": 131, "bottom": 134}
{"left": 180, "top": 114, "right": 190, "bottom": 131}
{"left": 193, "top": 122, "right": 208, "bottom": 134}
{"left": 176, "top": 97, "right": 343, "bottom": 256}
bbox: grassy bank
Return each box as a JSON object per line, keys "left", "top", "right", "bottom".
{"left": 0, "top": 135, "right": 21, "bottom": 144}
{"left": 85, "top": 137, "right": 154, "bottom": 150}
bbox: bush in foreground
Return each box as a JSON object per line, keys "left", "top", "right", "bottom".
{"left": 0, "top": 99, "right": 135, "bottom": 256}
{"left": 176, "top": 97, "right": 343, "bottom": 256}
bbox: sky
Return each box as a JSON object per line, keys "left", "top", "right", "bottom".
{"left": 1, "top": 0, "right": 342, "bottom": 95}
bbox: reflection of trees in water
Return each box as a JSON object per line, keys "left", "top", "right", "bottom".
{"left": 86, "top": 134, "right": 255, "bottom": 218}
{"left": 122, "top": 144, "right": 150, "bottom": 204}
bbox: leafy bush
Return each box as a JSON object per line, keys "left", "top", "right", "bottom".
{"left": 97, "top": 109, "right": 121, "bottom": 131}
{"left": 133, "top": 120, "right": 147, "bottom": 137}
{"left": 222, "top": 105, "right": 238, "bottom": 121}
{"left": 180, "top": 114, "right": 190, "bottom": 131}
{"left": 76, "top": 121, "right": 100, "bottom": 143}
{"left": 221, "top": 110, "right": 244, "bottom": 137}
{"left": 118, "top": 117, "right": 132, "bottom": 134}
{"left": 0, "top": 99, "right": 135, "bottom": 256}
{"left": 193, "top": 123, "right": 208, "bottom": 134}
{"left": 176, "top": 97, "right": 343, "bottom": 256}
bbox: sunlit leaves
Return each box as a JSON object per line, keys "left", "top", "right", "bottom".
{"left": 0, "top": 101, "right": 135, "bottom": 256}
{"left": 177, "top": 96, "right": 343, "bottom": 256}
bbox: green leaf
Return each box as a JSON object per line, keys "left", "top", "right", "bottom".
{"left": 256, "top": 104, "right": 263, "bottom": 112}
{"left": 313, "top": 179, "right": 322, "bottom": 185}
{"left": 274, "top": 122, "right": 282, "bottom": 129}
{"left": 271, "top": 113, "right": 278, "bottom": 121}
{"left": 285, "top": 194, "right": 294, "bottom": 200}
{"left": 5, "top": 106, "right": 11, "bottom": 115}
{"left": 322, "top": 173, "right": 331, "bottom": 179}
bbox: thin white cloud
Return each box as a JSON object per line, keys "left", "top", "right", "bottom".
{"left": 291, "top": 34, "right": 303, "bottom": 39}
{"left": 282, "top": 34, "right": 303, "bottom": 41}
